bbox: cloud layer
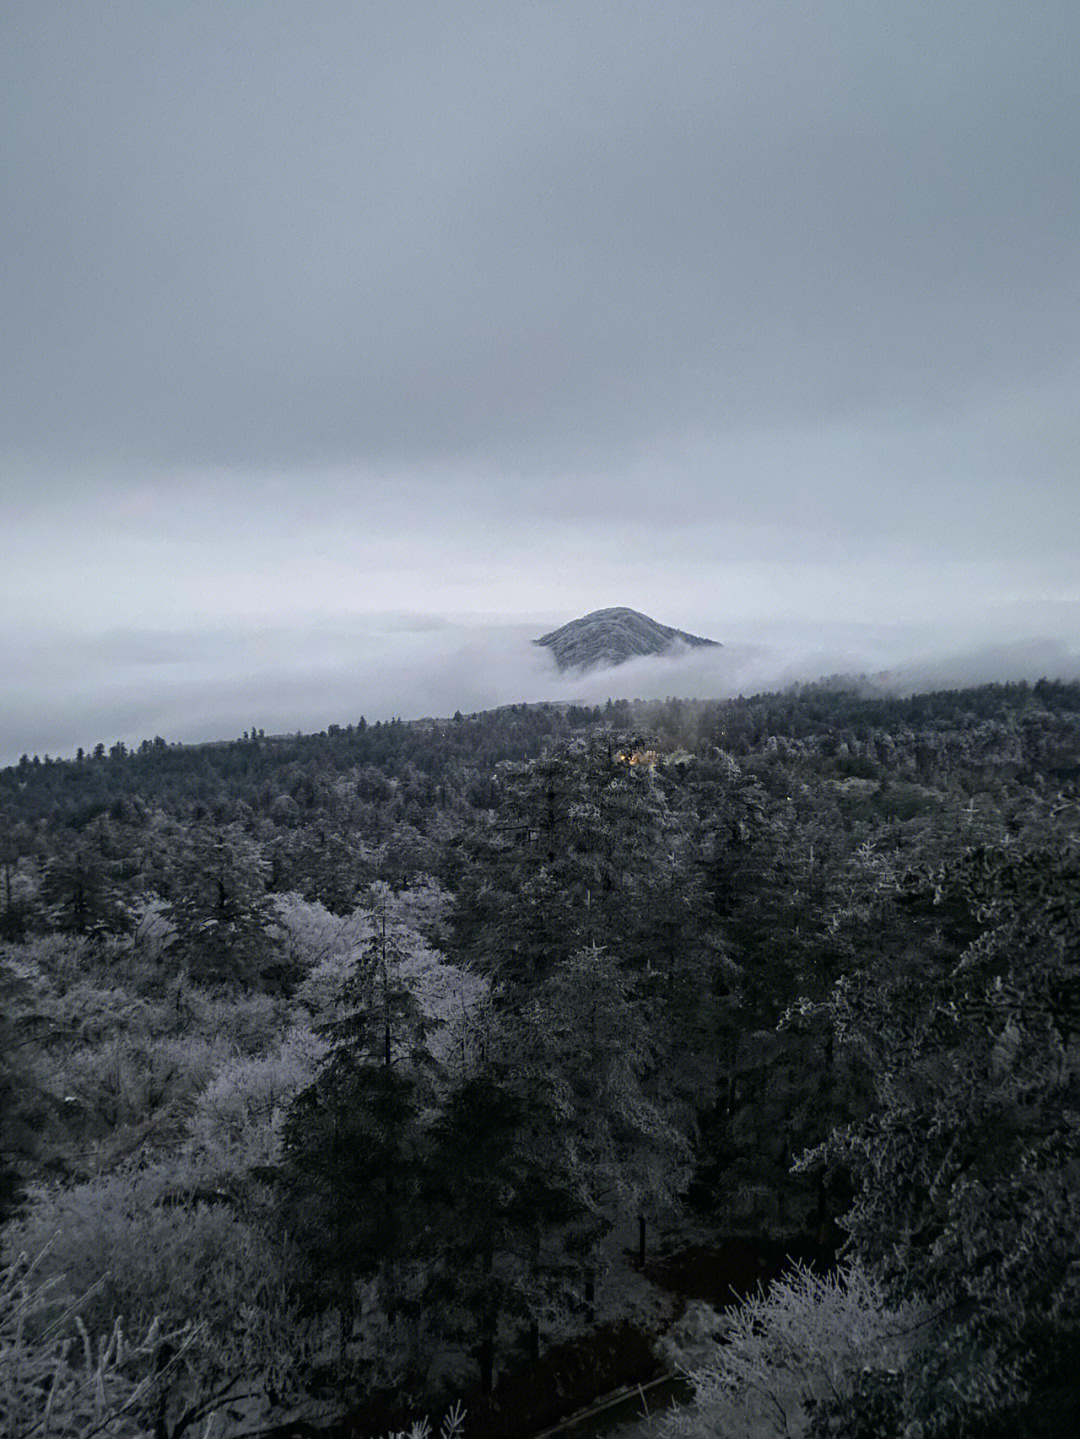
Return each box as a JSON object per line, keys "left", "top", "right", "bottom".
{"left": 5, "top": 3, "right": 1079, "bottom": 474}
{"left": 5, "top": 611, "right": 1077, "bottom": 766}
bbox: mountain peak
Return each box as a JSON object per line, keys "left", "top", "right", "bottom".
{"left": 535, "top": 607, "right": 720, "bottom": 672}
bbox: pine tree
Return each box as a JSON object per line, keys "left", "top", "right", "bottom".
{"left": 814, "top": 832, "right": 1080, "bottom": 1433}
{"left": 164, "top": 825, "right": 281, "bottom": 987}
{"left": 426, "top": 1051, "right": 578, "bottom": 1395}
{"left": 39, "top": 839, "right": 130, "bottom": 939}
{"left": 276, "top": 885, "right": 437, "bottom": 1371}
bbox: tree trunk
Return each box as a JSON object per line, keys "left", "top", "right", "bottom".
{"left": 478, "top": 1241, "right": 497, "bottom": 1395}
{"left": 338, "top": 1301, "right": 349, "bottom": 1369}
{"left": 479, "top": 1326, "right": 495, "bottom": 1396}
{"left": 815, "top": 1176, "right": 828, "bottom": 1226}
{"left": 637, "top": 1213, "right": 647, "bottom": 1270}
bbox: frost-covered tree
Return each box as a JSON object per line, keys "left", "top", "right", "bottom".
{"left": 283, "top": 890, "right": 485, "bottom": 1068}
{"left": 426, "top": 1055, "right": 578, "bottom": 1397}
{"left": 451, "top": 734, "right": 676, "bottom": 987}
{"left": 810, "top": 835, "right": 1080, "bottom": 1434}
{"left": 666, "top": 1263, "right": 931, "bottom": 1439}
{"left": 276, "top": 885, "right": 440, "bottom": 1368}
{"left": 0, "top": 950, "right": 54, "bottom": 1222}
{"left": 515, "top": 943, "right": 694, "bottom": 1283}
{"left": 38, "top": 842, "right": 130, "bottom": 940}
{"left": 185, "top": 1024, "right": 327, "bottom": 1178}
{"left": 164, "top": 827, "right": 282, "bottom": 988}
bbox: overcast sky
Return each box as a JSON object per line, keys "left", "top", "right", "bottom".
{"left": 3, "top": 2, "right": 1078, "bottom": 762}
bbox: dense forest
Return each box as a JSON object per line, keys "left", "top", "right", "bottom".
{"left": 2, "top": 678, "right": 1078, "bottom": 1438}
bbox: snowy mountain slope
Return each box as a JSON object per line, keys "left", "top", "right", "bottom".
{"left": 535, "top": 607, "right": 720, "bottom": 672}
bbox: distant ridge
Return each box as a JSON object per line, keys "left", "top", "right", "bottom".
{"left": 535, "top": 607, "right": 720, "bottom": 672}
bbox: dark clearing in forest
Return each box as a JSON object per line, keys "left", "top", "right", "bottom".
{"left": 2, "top": 679, "right": 1079, "bottom": 1438}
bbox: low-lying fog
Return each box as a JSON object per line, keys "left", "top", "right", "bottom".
{"left": 4, "top": 605, "right": 1078, "bottom": 767}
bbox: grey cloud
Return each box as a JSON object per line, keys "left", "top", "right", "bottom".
{"left": 4, "top": 2, "right": 1078, "bottom": 472}
{"left": 10, "top": 361, "right": 1075, "bottom": 571}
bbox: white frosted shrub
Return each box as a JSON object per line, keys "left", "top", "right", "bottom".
{"left": 271, "top": 893, "right": 353, "bottom": 974}
{"left": 186, "top": 1024, "right": 327, "bottom": 1172}
{"left": 54, "top": 1032, "right": 236, "bottom": 1135}
{"left": 392, "top": 945, "right": 488, "bottom": 1069}
{"left": 2, "top": 1170, "right": 318, "bottom": 1434}
{"left": 174, "top": 988, "right": 287, "bottom": 1055}
{"left": 665, "top": 1263, "right": 931, "bottom": 1439}
{"left": 655, "top": 1300, "right": 729, "bottom": 1374}
{"left": 376, "top": 1401, "right": 466, "bottom": 1439}
{"left": 0, "top": 1246, "right": 194, "bottom": 1439}
{"left": 385, "top": 878, "right": 454, "bottom": 940}
{"left": 0, "top": 1242, "right": 320, "bottom": 1439}
{"left": 292, "top": 946, "right": 365, "bottom": 1022}
{"left": 11, "top": 935, "right": 94, "bottom": 986}
{"left": 4, "top": 1165, "right": 275, "bottom": 1343}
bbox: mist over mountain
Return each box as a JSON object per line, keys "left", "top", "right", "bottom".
{"left": 535, "top": 607, "right": 721, "bottom": 672}
{"left": 4, "top": 609, "right": 1079, "bottom": 768}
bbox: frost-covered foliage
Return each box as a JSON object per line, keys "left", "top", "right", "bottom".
{"left": 376, "top": 1401, "right": 465, "bottom": 1439}
{"left": 285, "top": 888, "right": 487, "bottom": 1069}
{"left": 275, "top": 883, "right": 452, "bottom": 985}
{"left": 516, "top": 943, "right": 693, "bottom": 1216}
{"left": 6, "top": 958, "right": 288, "bottom": 1173}
{"left": 7, "top": 934, "right": 96, "bottom": 988}
{"left": 384, "top": 877, "right": 455, "bottom": 946}
{"left": 170, "top": 986, "right": 288, "bottom": 1056}
{"left": 654, "top": 1300, "right": 729, "bottom": 1374}
{"left": 4, "top": 1164, "right": 279, "bottom": 1352}
{"left": 807, "top": 838, "right": 1080, "bottom": 1432}
{"left": 185, "top": 1024, "right": 327, "bottom": 1174}
{"left": 2, "top": 1181, "right": 324, "bottom": 1436}
{"left": 272, "top": 893, "right": 353, "bottom": 977}
{"left": 3, "top": 1239, "right": 459, "bottom": 1439}
{"left": 127, "top": 896, "right": 174, "bottom": 962}
{"left": 0, "top": 1246, "right": 193, "bottom": 1439}
{"left": 390, "top": 936, "right": 488, "bottom": 1072}
{"left": 51, "top": 1030, "right": 235, "bottom": 1141}
{"left": 665, "top": 1263, "right": 931, "bottom": 1439}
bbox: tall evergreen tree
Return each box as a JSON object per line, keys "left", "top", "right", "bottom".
{"left": 426, "top": 1048, "right": 578, "bottom": 1395}
{"left": 276, "top": 886, "right": 437, "bottom": 1373}
{"left": 813, "top": 831, "right": 1080, "bottom": 1434}
{"left": 164, "top": 825, "right": 281, "bottom": 987}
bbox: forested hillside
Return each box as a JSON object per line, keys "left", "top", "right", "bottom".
{"left": 2, "top": 679, "right": 1078, "bottom": 1438}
